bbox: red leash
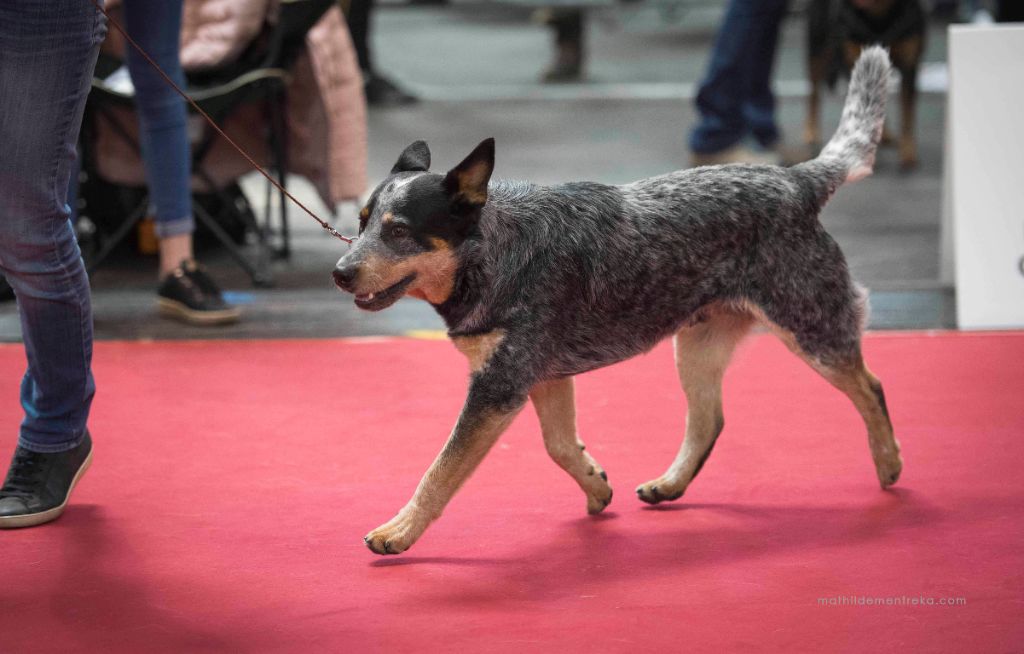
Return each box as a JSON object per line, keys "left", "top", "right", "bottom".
{"left": 87, "top": 0, "right": 356, "bottom": 244}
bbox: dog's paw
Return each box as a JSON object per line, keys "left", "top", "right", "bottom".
{"left": 876, "top": 453, "right": 903, "bottom": 488}
{"left": 873, "top": 439, "right": 903, "bottom": 489}
{"left": 586, "top": 483, "right": 613, "bottom": 515}
{"left": 635, "top": 478, "right": 684, "bottom": 505}
{"left": 581, "top": 462, "right": 613, "bottom": 514}
{"left": 364, "top": 508, "right": 430, "bottom": 555}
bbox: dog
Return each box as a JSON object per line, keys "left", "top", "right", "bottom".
{"left": 334, "top": 47, "right": 902, "bottom": 555}
{"left": 805, "top": 0, "right": 926, "bottom": 169}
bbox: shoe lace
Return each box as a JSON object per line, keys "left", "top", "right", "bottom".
{"left": 1, "top": 450, "right": 46, "bottom": 498}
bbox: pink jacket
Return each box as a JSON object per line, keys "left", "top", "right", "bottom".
{"left": 96, "top": 0, "right": 367, "bottom": 206}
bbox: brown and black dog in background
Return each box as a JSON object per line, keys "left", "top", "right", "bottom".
{"left": 806, "top": 0, "right": 926, "bottom": 169}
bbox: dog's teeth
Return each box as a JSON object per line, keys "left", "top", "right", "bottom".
{"left": 366, "top": 293, "right": 375, "bottom": 301}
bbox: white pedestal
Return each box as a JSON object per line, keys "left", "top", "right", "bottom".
{"left": 948, "top": 25, "right": 1024, "bottom": 329}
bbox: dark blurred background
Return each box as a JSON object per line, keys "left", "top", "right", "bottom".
{"left": 2, "top": 0, "right": 984, "bottom": 341}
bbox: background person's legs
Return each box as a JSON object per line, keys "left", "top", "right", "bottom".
{"left": 689, "top": 0, "right": 788, "bottom": 163}
{"left": 121, "top": 0, "right": 194, "bottom": 276}
{"left": 744, "top": 0, "right": 788, "bottom": 149}
{"left": 0, "top": 0, "right": 105, "bottom": 454}
{"left": 118, "top": 0, "right": 239, "bottom": 325}
{"left": 541, "top": 9, "right": 585, "bottom": 83}
{"left": 345, "top": 0, "right": 417, "bottom": 106}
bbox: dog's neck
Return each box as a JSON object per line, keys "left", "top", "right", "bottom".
{"left": 432, "top": 184, "right": 534, "bottom": 335}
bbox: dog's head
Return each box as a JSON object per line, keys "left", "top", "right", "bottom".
{"left": 333, "top": 138, "right": 495, "bottom": 311}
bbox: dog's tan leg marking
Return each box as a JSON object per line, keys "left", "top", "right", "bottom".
{"left": 364, "top": 406, "right": 520, "bottom": 555}
{"left": 530, "top": 377, "right": 613, "bottom": 514}
{"left": 451, "top": 330, "right": 506, "bottom": 373}
{"left": 771, "top": 328, "right": 902, "bottom": 489}
{"left": 891, "top": 35, "right": 923, "bottom": 170}
{"left": 636, "top": 309, "right": 754, "bottom": 505}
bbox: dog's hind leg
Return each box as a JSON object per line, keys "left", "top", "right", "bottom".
{"left": 530, "top": 377, "right": 613, "bottom": 514}
{"left": 636, "top": 309, "right": 754, "bottom": 505}
{"left": 771, "top": 326, "right": 902, "bottom": 489}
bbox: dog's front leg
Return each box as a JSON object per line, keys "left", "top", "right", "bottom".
{"left": 530, "top": 377, "right": 613, "bottom": 514}
{"left": 364, "top": 376, "right": 526, "bottom": 555}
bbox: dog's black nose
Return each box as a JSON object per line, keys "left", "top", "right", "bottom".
{"left": 333, "top": 265, "right": 358, "bottom": 290}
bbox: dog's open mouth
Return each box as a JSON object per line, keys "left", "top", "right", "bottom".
{"left": 352, "top": 274, "right": 415, "bottom": 311}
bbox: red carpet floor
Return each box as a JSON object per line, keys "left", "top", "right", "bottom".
{"left": 1, "top": 332, "right": 1022, "bottom": 652}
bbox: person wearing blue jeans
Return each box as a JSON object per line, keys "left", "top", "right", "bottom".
{"left": 689, "top": 0, "right": 789, "bottom": 166}
{"left": 0, "top": 0, "right": 105, "bottom": 527}
{"left": 80, "top": 0, "right": 240, "bottom": 325}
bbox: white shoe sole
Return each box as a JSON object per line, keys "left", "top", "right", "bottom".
{"left": 157, "top": 297, "right": 241, "bottom": 326}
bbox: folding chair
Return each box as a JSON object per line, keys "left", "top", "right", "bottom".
{"left": 78, "top": 0, "right": 335, "bottom": 287}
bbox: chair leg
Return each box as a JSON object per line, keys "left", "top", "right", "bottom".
{"left": 193, "top": 201, "right": 272, "bottom": 287}
{"left": 267, "top": 84, "right": 290, "bottom": 259}
{"left": 85, "top": 200, "right": 148, "bottom": 276}
{"left": 193, "top": 166, "right": 274, "bottom": 288}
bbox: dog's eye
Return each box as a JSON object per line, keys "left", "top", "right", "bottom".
{"left": 389, "top": 224, "right": 410, "bottom": 239}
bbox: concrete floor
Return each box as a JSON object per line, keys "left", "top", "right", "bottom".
{"left": 0, "top": 4, "right": 954, "bottom": 342}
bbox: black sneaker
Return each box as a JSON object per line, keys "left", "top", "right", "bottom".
{"left": 157, "top": 260, "right": 241, "bottom": 326}
{"left": 0, "top": 432, "right": 93, "bottom": 528}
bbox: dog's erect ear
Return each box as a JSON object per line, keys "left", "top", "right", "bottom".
{"left": 391, "top": 141, "right": 431, "bottom": 174}
{"left": 443, "top": 138, "right": 495, "bottom": 208}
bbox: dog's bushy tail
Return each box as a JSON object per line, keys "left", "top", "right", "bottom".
{"left": 798, "top": 46, "right": 891, "bottom": 196}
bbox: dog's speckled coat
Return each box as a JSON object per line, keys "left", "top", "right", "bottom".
{"left": 335, "top": 47, "right": 901, "bottom": 555}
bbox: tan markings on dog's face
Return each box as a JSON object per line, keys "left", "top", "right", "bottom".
{"left": 358, "top": 245, "right": 457, "bottom": 304}
{"left": 359, "top": 207, "right": 370, "bottom": 219}
{"left": 382, "top": 212, "right": 394, "bottom": 225}
{"left": 451, "top": 329, "right": 506, "bottom": 373}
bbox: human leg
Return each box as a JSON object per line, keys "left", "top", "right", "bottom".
{"left": 0, "top": 0, "right": 105, "bottom": 527}
{"left": 0, "top": 0, "right": 105, "bottom": 453}
{"left": 744, "top": 0, "right": 788, "bottom": 148}
{"left": 122, "top": 0, "right": 239, "bottom": 324}
{"left": 689, "top": 0, "right": 787, "bottom": 159}
{"left": 122, "top": 0, "right": 194, "bottom": 261}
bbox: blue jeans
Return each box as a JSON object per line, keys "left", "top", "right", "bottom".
{"left": 0, "top": 1, "right": 105, "bottom": 452}
{"left": 689, "top": 0, "right": 788, "bottom": 154}
{"left": 70, "top": 0, "right": 193, "bottom": 238}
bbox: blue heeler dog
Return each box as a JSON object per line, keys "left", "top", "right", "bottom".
{"left": 334, "top": 47, "right": 902, "bottom": 555}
